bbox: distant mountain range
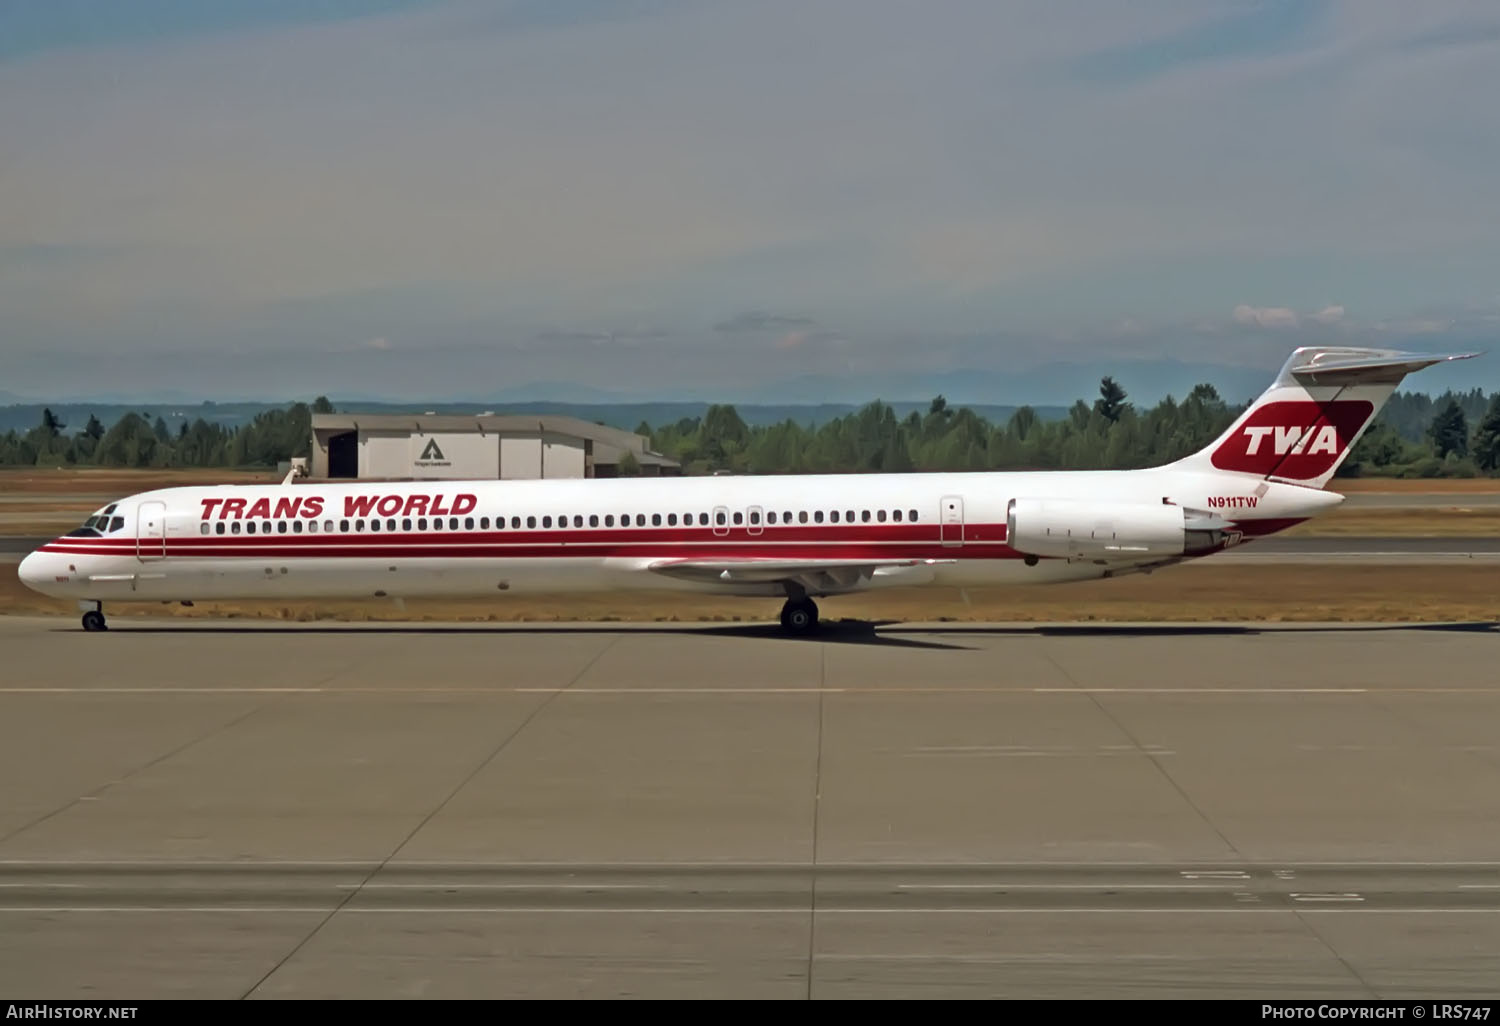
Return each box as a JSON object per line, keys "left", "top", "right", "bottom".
{"left": 308, "top": 359, "right": 1284, "bottom": 408}
{"left": 3, "top": 353, "right": 1490, "bottom": 436}
{"left": 0, "top": 398, "right": 1073, "bottom": 436}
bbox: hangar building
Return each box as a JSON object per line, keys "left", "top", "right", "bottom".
{"left": 308, "top": 413, "right": 679, "bottom": 481}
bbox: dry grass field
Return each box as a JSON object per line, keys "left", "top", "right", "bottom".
{"left": 1279, "top": 509, "right": 1500, "bottom": 536}
{"left": 0, "top": 468, "right": 279, "bottom": 494}
{"left": 1332, "top": 477, "right": 1500, "bottom": 493}
{"left": 2, "top": 564, "right": 1495, "bottom": 625}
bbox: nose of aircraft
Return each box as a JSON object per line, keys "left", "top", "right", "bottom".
{"left": 17, "top": 548, "right": 56, "bottom": 594}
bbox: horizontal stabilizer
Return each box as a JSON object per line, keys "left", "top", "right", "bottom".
{"left": 1167, "top": 345, "right": 1484, "bottom": 489}
{"left": 1283, "top": 348, "right": 1480, "bottom": 386}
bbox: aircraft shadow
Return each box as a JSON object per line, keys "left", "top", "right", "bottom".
{"left": 911, "top": 621, "right": 1500, "bottom": 637}
{"left": 51, "top": 618, "right": 1498, "bottom": 646}
{"left": 74, "top": 618, "right": 978, "bottom": 650}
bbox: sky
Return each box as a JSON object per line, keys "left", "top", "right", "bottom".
{"left": 2, "top": 0, "right": 1499, "bottom": 405}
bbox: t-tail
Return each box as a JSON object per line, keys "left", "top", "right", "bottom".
{"left": 1166, "top": 345, "right": 1481, "bottom": 490}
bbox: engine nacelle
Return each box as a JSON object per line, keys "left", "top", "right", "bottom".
{"left": 1006, "top": 497, "right": 1234, "bottom": 561}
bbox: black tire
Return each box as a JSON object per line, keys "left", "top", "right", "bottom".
{"left": 81, "top": 611, "right": 107, "bottom": 632}
{"left": 781, "top": 599, "right": 818, "bottom": 634}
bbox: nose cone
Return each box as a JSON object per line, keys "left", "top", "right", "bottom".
{"left": 17, "top": 549, "right": 60, "bottom": 595}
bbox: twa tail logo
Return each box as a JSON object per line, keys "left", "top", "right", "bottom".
{"left": 1210, "top": 399, "right": 1374, "bottom": 480}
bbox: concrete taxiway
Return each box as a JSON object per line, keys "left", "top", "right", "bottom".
{"left": 1, "top": 614, "right": 1499, "bottom": 999}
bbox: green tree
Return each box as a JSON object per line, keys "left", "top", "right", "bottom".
{"left": 1094, "top": 376, "right": 1129, "bottom": 422}
{"left": 1428, "top": 398, "right": 1469, "bottom": 459}
{"left": 1470, "top": 395, "right": 1500, "bottom": 472}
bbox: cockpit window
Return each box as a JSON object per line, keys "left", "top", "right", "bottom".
{"left": 65, "top": 505, "right": 125, "bottom": 537}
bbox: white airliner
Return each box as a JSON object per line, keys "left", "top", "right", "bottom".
{"left": 16, "top": 345, "right": 1477, "bottom": 634}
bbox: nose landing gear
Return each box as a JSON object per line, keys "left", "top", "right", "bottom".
{"left": 81, "top": 603, "right": 107, "bottom": 632}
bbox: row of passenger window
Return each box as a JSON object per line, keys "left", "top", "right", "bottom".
{"left": 199, "top": 507, "right": 923, "bottom": 535}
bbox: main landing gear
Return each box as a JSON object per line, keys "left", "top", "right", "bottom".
{"left": 779, "top": 596, "right": 819, "bottom": 635}
{"left": 81, "top": 602, "right": 107, "bottom": 632}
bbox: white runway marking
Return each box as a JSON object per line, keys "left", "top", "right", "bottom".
{"left": 896, "top": 883, "right": 1238, "bottom": 890}
{"left": 1032, "top": 688, "right": 1373, "bottom": 694}
{"left": 337, "top": 883, "right": 660, "bottom": 890}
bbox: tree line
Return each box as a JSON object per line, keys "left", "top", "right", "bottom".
{"left": 634, "top": 380, "right": 1500, "bottom": 478}
{"left": 0, "top": 399, "right": 332, "bottom": 471}
{"left": 4, "top": 383, "right": 1500, "bottom": 478}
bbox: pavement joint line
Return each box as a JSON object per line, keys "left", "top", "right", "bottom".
{"left": 0, "top": 906, "right": 1497, "bottom": 914}
{"left": 15, "top": 687, "right": 1500, "bottom": 694}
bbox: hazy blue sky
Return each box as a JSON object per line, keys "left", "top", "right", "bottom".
{"left": 2, "top": 0, "right": 1498, "bottom": 403}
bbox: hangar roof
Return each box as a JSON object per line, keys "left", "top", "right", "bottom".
{"left": 310, "top": 412, "right": 677, "bottom": 466}
{"left": 314, "top": 412, "right": 640, "bottom": 445}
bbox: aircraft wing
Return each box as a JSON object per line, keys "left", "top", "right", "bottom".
{"left": 645, "top": 557, "right": 951, "bottom": 592}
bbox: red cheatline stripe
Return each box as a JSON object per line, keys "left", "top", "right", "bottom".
{"left": 41, "top": 523, "right": 964, "bottom": 547}
{"left": 33, "top": 518, "right": 1301, "bottom": 557}
{"left": 40, "top": 543, "right": 1029, "bottom": 560}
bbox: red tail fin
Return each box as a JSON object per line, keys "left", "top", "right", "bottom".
{"left": 1168, "top": 346, "right": 1479, "bottom": 489}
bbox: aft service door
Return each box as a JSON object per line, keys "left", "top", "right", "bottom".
{"left": 939, "top": 495, "right": 964, "bottom": 547}
{"left": 136, "top": 500, "right": 167, "bottom": 562}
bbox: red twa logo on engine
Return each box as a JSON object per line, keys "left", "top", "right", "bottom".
{"left": 1210, "top": 400, "right": 1374, "bottom": 479}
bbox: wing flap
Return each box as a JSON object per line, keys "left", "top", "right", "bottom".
{"left": 645, "top": 557, "right": 951, "bottom": 591}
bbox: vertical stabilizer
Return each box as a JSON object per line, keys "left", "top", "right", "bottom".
{"left": 1166, "top": 346, "right": 1479, "bottom": 489}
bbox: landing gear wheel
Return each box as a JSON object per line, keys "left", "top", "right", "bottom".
{"left": 81, "top": 610, "right": 107, "bottom": 632}
{"left": 779, "top": 597, "right": 819, "bottom": 635}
